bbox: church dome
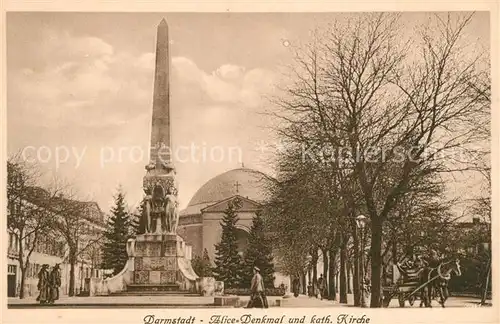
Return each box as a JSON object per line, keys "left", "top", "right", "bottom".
{"left": 182, "top": 167, "right": 271, "bottom": 215}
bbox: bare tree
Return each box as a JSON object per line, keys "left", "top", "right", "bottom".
{"left": 52, "top": 198, "right": 105, "bottom": 296}
{"left": 7, "top": 154, "right": 67, "bottom": 298}
{"left": 272, "top": 13, "right": 489, "bottom": 307}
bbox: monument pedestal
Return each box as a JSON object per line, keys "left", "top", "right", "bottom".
{"left": 128, "top": 233, "right": 198, "bottom": 293}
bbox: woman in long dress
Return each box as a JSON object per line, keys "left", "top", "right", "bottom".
{"left": 36, "top": 264, "right": 50, "bottom": 304}
{"left": 48, "top": 264, "right": 61, "bottom": 304}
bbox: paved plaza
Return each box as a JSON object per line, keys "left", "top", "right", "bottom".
{"left": 7, "top": 294, "right": 490, "bottom": 308}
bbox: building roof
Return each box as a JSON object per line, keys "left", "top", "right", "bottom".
{"left": 180, "top": 167, "right": 272, "bottom": 216}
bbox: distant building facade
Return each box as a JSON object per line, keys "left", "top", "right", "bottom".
{"left": 177, "top": 167, "right": 290, "bottom": 289}
{"left": 7, "top": 191, "right": 106, "bottom": 298}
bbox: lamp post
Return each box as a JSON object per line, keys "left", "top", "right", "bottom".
{"left": 356, "top": 215, "right": 368, "bottom": 307}
{"left": 305, "top": 255, "right": 313, "bottom": 295}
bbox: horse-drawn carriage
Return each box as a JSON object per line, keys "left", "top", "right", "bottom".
{"left": 381, "top": 259, "right": 462, "bottom": 308}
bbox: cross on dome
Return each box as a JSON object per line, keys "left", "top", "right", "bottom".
{"left": 234, "top": 181, "right": 241, "bottom": 193}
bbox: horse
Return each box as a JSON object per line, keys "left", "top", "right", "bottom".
{"left": 420, "top": 259, "right": 462, "bottom": 308}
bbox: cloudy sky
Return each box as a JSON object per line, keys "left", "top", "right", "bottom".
{"left": 7, "top": 12, "right": 489, "bottom": 213}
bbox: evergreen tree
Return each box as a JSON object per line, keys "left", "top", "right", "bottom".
{"left": 242, "top": 211, "right": 276, "bottom": 289}
{"left": 192, "top": 249, "right": 213, "bottom": 277}
{"left": 213, "top": 202, "right": 243, "bottom": 288}
{"left": 192, "top": 255, "right": 204, "bottom": 276}
{"left": 202, "top": 248, "right": 213, "bottom": 277}
{"left": 130, "top": 199, "right": 145, "bottom": 236}
{"left": 101, "top": 188, "right": 132, "bottom": 275}
{"left": 193, "top": 248, "right": 214, "bottom": 277}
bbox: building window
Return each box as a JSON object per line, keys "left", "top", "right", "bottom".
{"left": 8, "top": 265, "right": 16, "bottom": 274}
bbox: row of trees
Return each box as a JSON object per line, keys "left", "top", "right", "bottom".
{"left": 8, "top": 156, "right": 104, "bottom": 298}
{"left": 7, "top": 154, "right": 143, "bottom": 298}
{"left": 264, "top": 12, "right": 490, "bottom": 307}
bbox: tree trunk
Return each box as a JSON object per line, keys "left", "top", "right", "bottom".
{"left": 328, "top": 249, "right": 336, "bottom": 300}
{"left": 19, "top": 267, "right": 26, "bottom": 299}
{"left": 352, "top": 228, "right": 360, "bottom": 306}
{"left": 370, "top": 217, "right": 383, "bottom": 308}
{"left": 339, "top": 242, "right": 348, "bottom": 303}
{"left": 322, "top": 248, "right": 329, "bottom": 296}
{"left": 347, "top": 260, "right": 352, "bottom": 294}
{"left": 335, "top": 272, "right": 339, "bottom": 293}
{"left": 18, "top": 232, "right": 26, "bottom": 299}
{"left": 301, "top": 272, "right": 306, "bottom": 295}
{"left": 392, "top": 240, "right": 397, "bottom": 264}
{"left": 312, "top": 249, "right": 318, "bottom": 289}
{"left": 69, "top": 249, "right": 77, "bottom": 297}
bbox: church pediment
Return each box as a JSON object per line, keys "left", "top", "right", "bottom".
{"left": 201, "top": 195, "right": 261, "bottom": 213}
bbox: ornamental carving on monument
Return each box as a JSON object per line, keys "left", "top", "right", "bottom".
{"left": 141, "top": 168, "right": 180, "bottom": 235}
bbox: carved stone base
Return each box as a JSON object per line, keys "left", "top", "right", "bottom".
{"left": 128, "top": 233, "right": 198, "bottom": 293}
{"left": 127, "top": 283, "right": 180, "bottom": 292}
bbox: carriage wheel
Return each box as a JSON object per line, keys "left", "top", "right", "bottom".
{"left": 398, "top": 293, "right": 405, "bottom": 307}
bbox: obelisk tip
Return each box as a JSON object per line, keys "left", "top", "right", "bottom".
{"left": 159, "top": 18, "right": 168, "bottom": 27}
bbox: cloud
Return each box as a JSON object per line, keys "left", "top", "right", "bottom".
{"left": 172, "top": 56, "right": 277, "bottom": 107}
{"left": 215, "top": 64, "right": 246, "bottom": 80}
{"left": 8, "top": 28, "right": 278, "bottom": 212}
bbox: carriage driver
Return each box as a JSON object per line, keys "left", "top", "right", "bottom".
{"left": 399, "top": 246, "right": 427, "bottom": 270}
{"left": 423, "top": 248, "right": 441, "bottom": 269}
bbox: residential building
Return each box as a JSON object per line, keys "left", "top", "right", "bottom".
{"left": 7, "top": 187, "right": 106, "bottom": 298}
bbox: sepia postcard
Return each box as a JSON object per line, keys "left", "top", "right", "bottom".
{"left": 1, "top": 1, "right": 498, "bottom": 324}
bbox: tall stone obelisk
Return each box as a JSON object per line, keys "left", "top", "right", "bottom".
{"left": 150, "top": 18, "right": 171, "bottom": 166}
{"left": 142, "top": 18, "right": 179, "bottom": 234}
{"left": 125, "top": 19, "right": 198, "bottom": 293}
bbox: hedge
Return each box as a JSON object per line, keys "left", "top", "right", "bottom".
{"left": 224, "top": 287, "right": 286, "bottom": 296}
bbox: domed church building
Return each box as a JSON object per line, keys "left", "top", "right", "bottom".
{"left": 177, "top": 167, "right": 290, "bottom": 289}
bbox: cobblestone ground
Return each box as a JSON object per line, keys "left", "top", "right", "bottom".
{"left": 7, "top": 294, "right": 490, "bottom": 308}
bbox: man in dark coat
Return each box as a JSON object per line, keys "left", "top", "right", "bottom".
{"left": 36, "top": 264, "right": 50, "bottom": 304}
{"left": 292, "top": 277, "right": 300, "bottom": 297}
{"left": 48, "top": 264, "right": 62, "bottom": 304}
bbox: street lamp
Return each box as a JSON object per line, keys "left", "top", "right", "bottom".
{"left": 356, "top": 215, "right": 368, "bottom": 308}
{"left": 305, "top": 255, "right": 313, "bottom": 296}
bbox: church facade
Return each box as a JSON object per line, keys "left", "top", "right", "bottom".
{"left": 177, "top": 167, "right": 290, "bottom": 289}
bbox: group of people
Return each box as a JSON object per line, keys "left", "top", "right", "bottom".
{"left": 399, "top": 248, "right": 442, "bottom": 272}
{"left": 291, "top": 274, "right": 327, "bottom": 300}
{"left": 36, "top": 263, "right": 61, "bottom": 305}
{"left": 311, "top": 274, "right": 328, "bottom": 300}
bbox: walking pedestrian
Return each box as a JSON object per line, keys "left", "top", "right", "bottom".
{"left": 36, "top": 264, "right": 50, "bottom": 305}
{"left": 246, "top": 266, "right": 268, "bottom": 308}
{"left": 318, "top": 274, "right": 326, "bottom": 300}
{"left": 292, "top": 277, "right": 300, "bottom": 297}
{"left": 48, "top": 264, "right": 61, "bottom": 304}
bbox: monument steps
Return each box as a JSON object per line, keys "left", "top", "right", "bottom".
{"left": 110, "top": 291, "right": 200, "bottom": 297}
{"left": 111, "top": 283, "right": 199, "bottom": 296}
